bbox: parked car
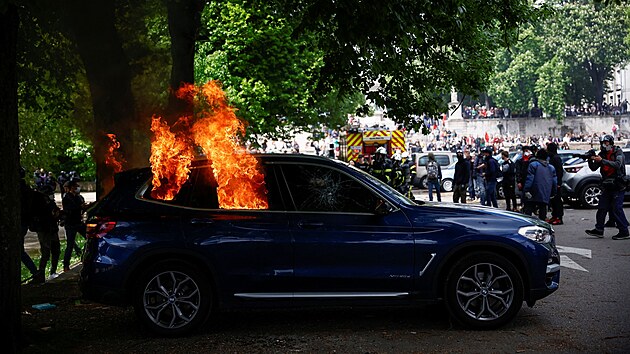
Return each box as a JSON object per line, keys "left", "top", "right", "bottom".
{"left": 413, "top": 152, "right": 458, "bottom": 188}
{"left": 562, "top": 149, "right": 630, "bottom": 208}
{"left": 80, "top": 154, "right": 560, "bottom": 335}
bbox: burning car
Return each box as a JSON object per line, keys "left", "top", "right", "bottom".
{"left": 80, "top": 153, "right": 560, "bottom": 335}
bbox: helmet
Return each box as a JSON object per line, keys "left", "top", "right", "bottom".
{"left": 456, "top": 149, "right": 463, "bottom": 154}
{"left": 393, "top": 153, "right": 402, "bottom": 161}
{"left": 376, "top": 147, "right": 387, "bottom": 155}
{"left": 601, "top": 134, "right": 614, "bottom": 145}
{"left": 401, "top": 151, "right": 409, "bottom": 158}
{"left": 483, "top": 146, "right": 493, "bottom": 154}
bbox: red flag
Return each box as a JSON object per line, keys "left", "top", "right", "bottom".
{"left": 484, "top": 132, "right": 489, "bottom": 142}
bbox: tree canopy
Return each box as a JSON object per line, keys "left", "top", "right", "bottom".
{"left": 488, "top": 0, "right": 630, "bottom": 119}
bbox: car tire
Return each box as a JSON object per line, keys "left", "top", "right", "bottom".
{"left": 579, "top": 183, "right": 602, "bottom": 209}
{"left": 445, "top": 252, "right": 523, "bottom": 329}
{"left": 133, "top": 260, "right": 212, "bottom": 336}
{"left": 441, "top": 178, "right": 454, "bottom": 192}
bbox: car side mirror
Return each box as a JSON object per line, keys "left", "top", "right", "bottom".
{"left": 374, "top": 199, "right": 393, "bottom": 215}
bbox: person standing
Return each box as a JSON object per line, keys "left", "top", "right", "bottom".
{"left": 523, "top": 149, "right": 556, "bottom": 220}
{"left": 516, "top": 146, "right": 535, "bottom": 211}
{"left": 585, "top": 135, "right": 630, "bottom": 240}
{"left": 30, "top": 187, "right": 62, "bottom": 281}
{"left": 480, "top": 146, "right": 499, "bottom": 208}
{"left": 355, "top": 154, "right": 370, "bottom": 173}
{"left": 500, "top": 150, "right": 517, "bottom": 211}
{"left": 62, "top": 180, "right": 89, "bottom": 271}
{"left": 452, "top": 150, "right": 470, "bottom": 203}
{"left": 473, "top": 150, "right": 486, "bottom": 205}
{"left": 546, "top": 142, "right": 564, "bottom": 224}
{"left": 370, "top": 147, "right": 391, "bottom": 184}
{"left": 426, "top": 152, "right": 442, "bottom": 202}
{"left": 19, "top": 167, "right": 42, "bottom": 282}
{"left": 465, "top": 149, "right": 476, "bottom": 201}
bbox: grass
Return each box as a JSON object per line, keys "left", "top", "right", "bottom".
{"left": 21, "top": 235, "right": 87, "bottom": 282}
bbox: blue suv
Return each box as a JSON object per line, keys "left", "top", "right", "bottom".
{"left": 80, "top": 154, "right": 560, "bottom": 335}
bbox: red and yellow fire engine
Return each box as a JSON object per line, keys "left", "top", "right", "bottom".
{"left": 343, "top": 128, "right": 407, "bottom": 162}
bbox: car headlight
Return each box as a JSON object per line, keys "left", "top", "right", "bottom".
{"left": 518, "top": 226, "right": 553, "bottom": 243}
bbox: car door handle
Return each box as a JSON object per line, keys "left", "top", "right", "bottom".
{"left": 190, "top": 218, "right": 214, "bottom": 225}
{"left": 297, "top": 221, "right": 324, "bottom": 229}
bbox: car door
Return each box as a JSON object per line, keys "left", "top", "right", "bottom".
{"left": 180, "top": 164, "right": 294, "bottom": 298}
{"left": 280, "top": 162, "right": 414, "bottom": 296}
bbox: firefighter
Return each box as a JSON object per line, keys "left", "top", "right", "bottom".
{"left": 398, "top": 151, "right": 413, "bottom": 197}
{"left": 370, "top": 147, "right": 392, "bottom": 184}
{"left": 391, "top": 152, "right": 404, "bottom": 190}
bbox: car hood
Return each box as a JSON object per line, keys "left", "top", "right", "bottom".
{"left": 405, "top": 201, "right": 549, "bottom": 235}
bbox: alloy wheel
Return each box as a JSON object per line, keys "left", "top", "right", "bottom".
{"left": 143, "top": 270, "right": 202, "bottom": 329}
{"left": 455, "top": 263, "right": 514, "bottom": 321}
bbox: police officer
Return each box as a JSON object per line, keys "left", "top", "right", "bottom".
{"left": 585, "top": 135, "right": 630, "bottom": 240}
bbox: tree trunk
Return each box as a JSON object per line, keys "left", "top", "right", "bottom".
{"left": 66, "top": 0, "right": 139, "bottom": 198}
{"left": 165, "top": 0, "right": 205, "bottom": 124}
{"left": 585, "top": 60, "right": 606, "bottom": 113}
{"left": 0, "top": 4, "right": 23, "bottom": 352}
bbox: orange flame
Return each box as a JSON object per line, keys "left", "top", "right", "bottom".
{"left": 149, "top": 116, "right": 195, "bottom": 200}
{"left": 105, "top": 133, "right": 126, "bottom": 173}
{"left": 149, "top": 81, "right": 268, "bottom": 209}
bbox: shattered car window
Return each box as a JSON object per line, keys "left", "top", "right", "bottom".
{"left": 281, "top": 164, "right": 378, "bottom": 213}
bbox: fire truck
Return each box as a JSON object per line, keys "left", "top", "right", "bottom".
{"left": 340, "top": 128, "right": 407, "bottom": 162}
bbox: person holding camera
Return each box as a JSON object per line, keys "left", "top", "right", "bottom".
{"left": 585, "top": 134, "right": 630, "bottom": 240}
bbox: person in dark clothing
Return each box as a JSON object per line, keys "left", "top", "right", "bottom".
{"left": 30, "top": 186, "right": 62, "bottom": 281}
{"left": 515, "top": 145, "right": 536, "bottom": 210}
{"left": 19, "top": 167, "right": 42, "bottom": 282}
{"left": 546, "top": 143, "right": 564, "bottom": 224}
{"left": 465, "top": 149, "right": 476, "bottom": 200}
{"left": 523, "top": 149, "right": 557, "bottom": 220}
{"left": 453, "top": 150, "right": 470, "bottom": 203}
{"left": 62, "top": 180, "right": 90, "bottom": 271}
{"left": 473, "top": 152, "right": 486, "bottom": 205}
{"left": 480, "top": 146, "right": 499, "bottom": 208}
{"left": 585, "top": 135, "right": 630, "bottom": 240}
{"left": 355, "top": 154, "right": 370, "bottom": 173}
{"left": 500, "top": 150, "right": 517, "bottom": 211}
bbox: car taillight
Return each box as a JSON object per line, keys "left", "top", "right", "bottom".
{"left": 86, "top": 221, "right": 117, "bottom": 239}
{"left": 564, "top": 166, "right": 583, "bottom": 173}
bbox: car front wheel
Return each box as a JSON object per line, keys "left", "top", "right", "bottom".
{"left": 445, "top": 252, "right": 523, "bottom": 329}
{"left": 133, "top": 261, "right": 212, "bottom": 336}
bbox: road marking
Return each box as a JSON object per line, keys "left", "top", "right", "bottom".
{"left": 559, "top": 255, "right": 588, "bottom": 272}
{"left": 557, "top": 245, "right": 591, "bottom": 272}
{"left": 556, "top": 245, "right": 592, "bottom": 259}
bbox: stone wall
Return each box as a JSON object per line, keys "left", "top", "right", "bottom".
{"left": 445, "top": 115, "right": 630, "bottom": 138}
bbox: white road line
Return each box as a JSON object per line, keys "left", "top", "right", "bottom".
{"left": 559, "top": 255, "right": 588, "bottom": 272}
{"left": 556, "top": 245, "right": 592, "bottom": 259}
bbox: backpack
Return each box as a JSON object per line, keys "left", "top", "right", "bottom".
{"left": 427, "top": 161, "right": 439, "bottom": 180}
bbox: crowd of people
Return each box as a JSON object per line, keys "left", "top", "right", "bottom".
{"left": 21, "top": 168, "right": 90, "bottom": 283}
{"left": 417, "top": 135, "right": 629, "bottom": 240}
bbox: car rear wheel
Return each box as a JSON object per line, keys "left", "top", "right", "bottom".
{"left": 445, "top": 252, "right": 523, "bottom": 329}
{"left": 441, "top": 178, "right": 454, "bottom": 192}
{"left": 134, "top": 261, "right": 212, "bottom": 336}
{"left": 420, "top": 176, "right": 428, "bottom": 189}
{"left": 580, "top": 183, "right": 602, "bottom": 208}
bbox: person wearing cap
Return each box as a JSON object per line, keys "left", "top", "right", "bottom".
{"left": 355, "top": 154, "right": 370, "bottom": 173}
{"left": 453, "top": 149, "right": 470, "bottom": 203}
{"left": 585, "top": 134, "right": 630, "bottom": 240}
